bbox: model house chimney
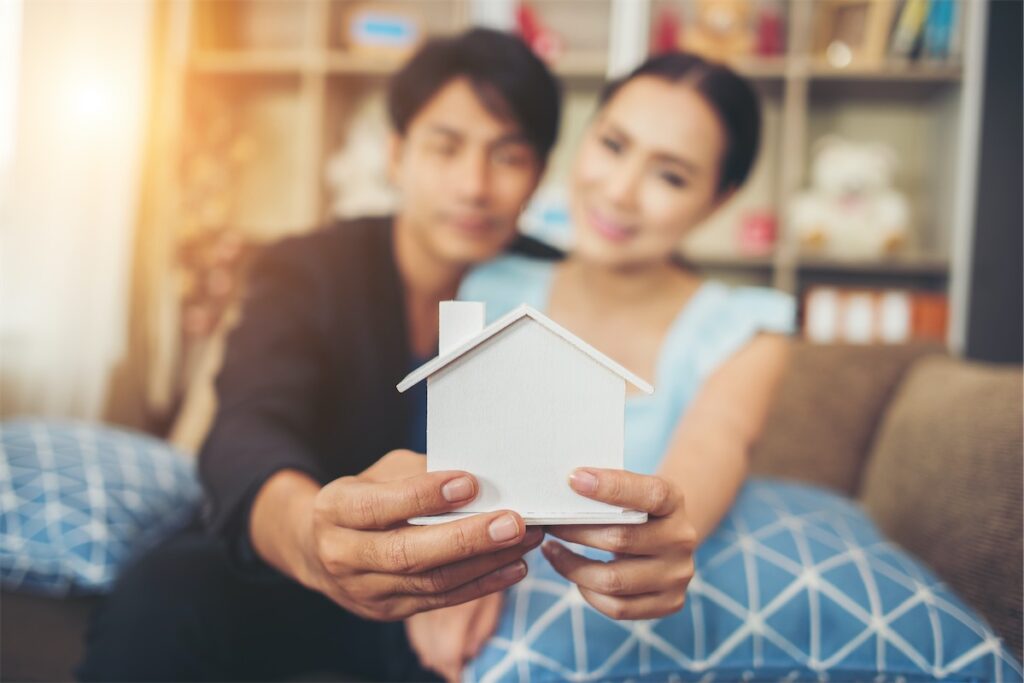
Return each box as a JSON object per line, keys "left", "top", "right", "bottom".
{"left": 439, "top": 301, "right": 484, "bottom": 355}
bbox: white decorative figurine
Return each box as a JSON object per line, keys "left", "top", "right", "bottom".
{"left": 397, "top": 301, "right": 653, "bottom": 526}
{"left": 790, "top": 135, "right": 911, "bottom": 259}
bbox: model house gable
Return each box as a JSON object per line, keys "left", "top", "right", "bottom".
{"left": 396, "top": 303, "right": 654, "bottom": 395}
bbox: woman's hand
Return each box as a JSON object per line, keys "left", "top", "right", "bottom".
{"left": 405, "top": 592, "right": 505, "bottom": 682}
{"left": 542, "top": 468, "right": 698, "bottom": 620}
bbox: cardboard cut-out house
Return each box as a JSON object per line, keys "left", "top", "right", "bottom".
{"left": 397, "top": 301, "right": 654, "bottom": 525}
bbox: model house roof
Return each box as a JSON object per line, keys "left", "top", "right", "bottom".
{"left": 396, "top": 304, "right": 654, "bottom": 395}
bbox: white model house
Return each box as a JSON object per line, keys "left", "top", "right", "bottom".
{"left": 397, "top": 301, "right": 653, "bottom": 525}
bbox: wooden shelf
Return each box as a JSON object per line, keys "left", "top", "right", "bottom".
{"left": 190, "top": 51, "right": 961, "bottom": 84}
{"left": 689, "top": 252, "right": 776, "bottom": 270}
{"left": 792, "top": 253, "right": 949, "bottom": 276}
{"left": 325, "top": 52, "right": 405, "bottom": 75}
{"left": 729, "top": 57, "right": 789, "bottom": 80}
{"left": 190, "top": 50, "right": 315, "bottom": 75}
{"left": 808, "top": 61, "right": 963, "bottom": 82}
{"left": 552, "top": 51, "right": 607, "bottom": 79}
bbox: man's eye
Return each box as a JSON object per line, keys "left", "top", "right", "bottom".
{"left": 493, "top": 148, "right": 531, "bottom": 166}
{"left": 430, "top": 142, "right": 458, "bottom": 157}
{"left": 600, "top": 136, "right": 623, "bottom": 154}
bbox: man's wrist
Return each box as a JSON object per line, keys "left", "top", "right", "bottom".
{"left": 250, "top": 469, "right": 321, "bottom": 586}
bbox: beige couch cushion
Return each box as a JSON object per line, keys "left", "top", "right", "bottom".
{"left": 861, "top": 356, "right": 1023, "bottom": 662}
{"left": 751, "top": 343, "right": 943, "bottom": 494}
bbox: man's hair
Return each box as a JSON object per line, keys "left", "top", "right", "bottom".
{"left": 387, "top": 28, "right": 562, "bottom": 160}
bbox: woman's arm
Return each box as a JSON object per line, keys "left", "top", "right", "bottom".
{"left": 542, "top": 332, "right": 790, "bottom": 619}
{"left": 657, "top": 332, "right": 791, "bottom": 541}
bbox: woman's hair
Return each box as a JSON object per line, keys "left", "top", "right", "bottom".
{"left": 598, "top": 53, "right": 761, "bottom": 194}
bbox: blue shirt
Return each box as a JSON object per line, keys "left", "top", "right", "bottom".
{"left": 458, "top": 255, "right": 795, "bottom": 475}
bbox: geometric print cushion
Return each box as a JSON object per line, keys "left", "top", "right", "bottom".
{"left": 465, "top": 479, "right": 1023, "bottom": 682}
{"left": 0, "top": 419, "right": 201, "bottom": 596}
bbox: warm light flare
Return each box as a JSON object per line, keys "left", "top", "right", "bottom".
{"left": 67, "top": 77, "right": 116, "bottom": 124}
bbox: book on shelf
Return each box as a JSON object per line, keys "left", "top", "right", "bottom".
{"left": 888, "top": 0, "right": 962, "bottom": 62}
{"left": 922, "top": 0, "right": 960, "bottom": 61}
{"left": 803, "top": 286, "right": 948, "bottom": 345}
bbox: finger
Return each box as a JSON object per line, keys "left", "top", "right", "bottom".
{"left": 465, "top": 593, "right": 504, "bottom": 659}
{"left": 578, "top": 586, "right": 687, "bottom": 620}
{"left": 398, "top": 558, "right": 528, "bottom": 616}
{"left": 568, "top": 468, "right": 677, "bottom": 517}
{"left": 324, "top": 470, "right": 479, "bottom": 529}
{"left": 541, "top": 541, "right": 679, "bottom": 597}
{"left": 371, "top": 528, "right": 543, "bottom": 596}
{"left": 352, "top": 510, "right": 531, "bottom": 574}
{"left": 546, "top": 519, "right": 666, "bottom": 556}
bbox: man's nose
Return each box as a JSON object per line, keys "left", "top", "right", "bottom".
{"left": 454, "top": 148, "right": 490, "bottom": 204}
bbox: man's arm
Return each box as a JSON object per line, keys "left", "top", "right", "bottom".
{"left": 199, "top": 238, "right": 333, "bottom": 569}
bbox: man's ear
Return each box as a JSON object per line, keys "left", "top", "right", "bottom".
{"left": 386, "top": 132, "right": 403, "bottom": 186}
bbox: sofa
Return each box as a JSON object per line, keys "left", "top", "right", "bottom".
{"left": 2, "top": 342, "right": 1021, "bottom": 680}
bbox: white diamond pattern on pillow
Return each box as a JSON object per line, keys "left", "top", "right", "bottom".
{"left": 0, "top": 419, "right": 201, "bottom": 595}
{"left": 466, "top": 480, "right": 1022, "bottom": 683}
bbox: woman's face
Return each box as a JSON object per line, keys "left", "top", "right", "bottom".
{"left": 570, "top": 76, "right": 729, "bottom": 268}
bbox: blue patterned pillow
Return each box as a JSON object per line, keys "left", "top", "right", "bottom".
{"left": 0, "top": 419, "right": 201, "bottom": 596}
{"left": 466, "top": 479, "right": 1022, "bottom": 682}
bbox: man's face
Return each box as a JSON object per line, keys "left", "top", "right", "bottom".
{"left": 389, "top": 77, "right": 544, "bottom": 267}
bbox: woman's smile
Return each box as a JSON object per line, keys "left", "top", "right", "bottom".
{"left": 584, "top": 206, "right": 638, "bottom": 243}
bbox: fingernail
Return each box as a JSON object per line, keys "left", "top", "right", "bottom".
{"left": 488, "top": 514, "right": 520, "bottom": 542}
{"left": 497, "top": 560, "right": 526, "bottom": 581}
{"left": 542, "top": 541, "right": 562, "bottom": 556}
{"left": 441, "top": 476, "right": 474, "bottom": 503}
{"left": 569, "top": 469, "right": 599, "bottom": 494}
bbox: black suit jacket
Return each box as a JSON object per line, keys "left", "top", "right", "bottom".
{"left": 198, "top": 216, "right": 560, "bottom": 563}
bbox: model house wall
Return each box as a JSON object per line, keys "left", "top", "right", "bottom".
{"left": 427, "top": 316, "right": 626, "bottom": 516}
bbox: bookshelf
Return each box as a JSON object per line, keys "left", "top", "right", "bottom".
{"left": 156, "top": 0, "right": 986, "bottom": 349}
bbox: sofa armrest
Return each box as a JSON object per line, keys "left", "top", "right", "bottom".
{"left": 860, "top": 355, "right": 1022, "bottom": 662}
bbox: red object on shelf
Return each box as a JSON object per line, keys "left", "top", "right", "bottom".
{"left": 515, "top": 2, "right": 563, "bottom": 63}
{"left": 651, "top": 7, "right": 682, "bottom": 55}
{"left": 738, "top": 210, "right": 777, "bottom": 256}
{"left": 756, "top": 4, "right": 785, "bottom": 56}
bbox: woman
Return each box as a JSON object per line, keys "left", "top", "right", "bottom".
{"left": 406, "top": 52, "right": 794, "bottom": 682}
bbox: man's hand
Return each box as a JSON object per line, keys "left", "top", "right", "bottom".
{"left": 252, "top": 450, "right": 541, "bottom": 622}
{"left": 405, "top": 592, "right": 505, "bottom": 682}
{"left": 541, "top": 468, "right": 697, "bottom": 620}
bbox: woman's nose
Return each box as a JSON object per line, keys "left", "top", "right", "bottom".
{"left": 604, "top": 157, "right": 643, "bottom": 208}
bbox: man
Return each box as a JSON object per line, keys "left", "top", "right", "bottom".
{"left": 78, "top": 28, "right": 561, "bottom": 682}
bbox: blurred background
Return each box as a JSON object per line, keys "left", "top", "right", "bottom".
{"left": 0, "top": 0, "right": 1020, "bottom": 436}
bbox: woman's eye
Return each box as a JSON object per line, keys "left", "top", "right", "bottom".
{"left": 659, "top": 170, "right": 686, "bottom": 189}
{"left": 600, "top": 135, "right": 623, "bottom": 154}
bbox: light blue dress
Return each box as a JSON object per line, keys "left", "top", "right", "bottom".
{"left": 458, "top": 254, "right": 796, "bottom": 475}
